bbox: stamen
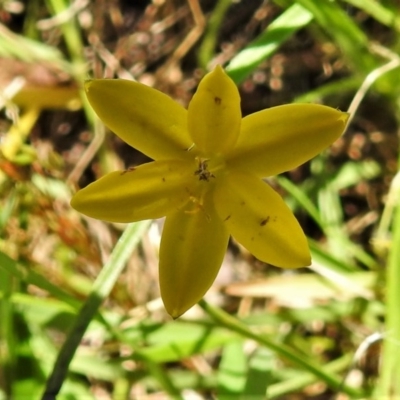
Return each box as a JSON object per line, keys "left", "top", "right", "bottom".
{"left": 184, "top": 195, "right": 210, "bottom": 220}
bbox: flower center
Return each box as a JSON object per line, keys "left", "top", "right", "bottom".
{"left": 194, "top": 158, "right": 214, "bottom": 181}
{"left": 193, "top": 156, "right": 225, "bottom": 182}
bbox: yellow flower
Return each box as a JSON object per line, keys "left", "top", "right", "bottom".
{"left": 71, "top": 66, "right": 349, "bottom": 318}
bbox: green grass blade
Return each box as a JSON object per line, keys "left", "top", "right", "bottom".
{"left": 0, "top": 257, "right": 16, "bottom": 398}
{"left": 294, "top": 0, "right": 377, "bottom": 73}
{"left": 41, "top": 220, "right": 151, "bottom": 400}
{"left": 226, "top": 3, "right": 313, "bottom": 84}
{"left": 276, "top": 176, "right": 323, "bottom": 227}
{"left": 343, "top": 0, "right": 400, "bottom": 31}
{"left": 45, "top": 0, "right": 85, "bottom": 67}
{"left": 374, "top": 173, "right": 400, "bottom": 396}
{"left": 135, "top": 321, "right": 239, "bottom": 363}
{"left": 198, "top": 0, "right": 232, "bottom": 68}
{"left": 218, "top": 341, "right": 247, "bottom": 398}
{"left": 199, "top": 300, "right": 365, "bottom": 398}
{"left": 242, "top": 347, "right": 274, "bottom": 399}
{"left": 268, "top": 354, "right": 353, "bottom": 399}
{"left": 309, "top": 239, "right": 358, "bottom": 273}
{"left": 0, "top": 251, "right": 81, "bottom": 309}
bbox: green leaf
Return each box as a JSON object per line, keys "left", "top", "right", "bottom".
{"left": 242, "top": 347, "right": 274, "bottom": 399}
{"left": 137, "top": 321, "right": 239, "bottom": 363}
{"left": 218, "top": 341, "right": 247, "bottom": 398}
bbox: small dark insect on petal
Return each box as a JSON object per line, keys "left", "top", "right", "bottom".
{"left": 214, "top": 96, "right": 221, "bottom": 105}
{"left": 120, "top": 166, "right": 136, "bottom": 175}
{"left": 260, "top": 216, "right": 270, "bottom": 226}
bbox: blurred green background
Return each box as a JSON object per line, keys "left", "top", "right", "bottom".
{"left": 1, "top": 0, "right": 400, "bottom": 399}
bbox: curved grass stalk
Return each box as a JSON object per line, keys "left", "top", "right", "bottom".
{"left": 374, "top": 171, "right": 400, "bottom": 397}
{"left": 199, "top": 299, "right": 365, "bottom": 398}
{"left": 41, "top": 220, "right": 151, "bottom": 400}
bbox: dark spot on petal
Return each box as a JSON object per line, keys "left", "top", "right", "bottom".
{"left": 224, "top": 215, "right": 231, "bottom": 222}
{"left": 162, "top": 177, "right": 166, "bottom": 182}
{"left": 240, "top": 201, "right": 245, "bottom": 206}
{"left": 214, "top": 96, "right": 221, "bottom": 105}
{"left": 260, "top": 217, "right": 270, "bottom": 226}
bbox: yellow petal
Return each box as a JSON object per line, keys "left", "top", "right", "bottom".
{"left": 227, "top": 104, "right": 349, "bottom": 176}
{"left": 214, "top": 169, "right": 310, "bottom": 268}
{"left": 85, "top": 80, "right": 193, "bottom": 160}
{"left": 70, "top": 160, "right": 194, "bottom": 223}
{"left": 159, "top": 190, "right": 230, "bottom": 318}
{"left": 187, "top": 65, "right": 241, "bottom": 155}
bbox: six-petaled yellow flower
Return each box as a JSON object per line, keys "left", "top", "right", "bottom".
{"left": 71, "top": 66, "right": 349, "bottom": 318}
